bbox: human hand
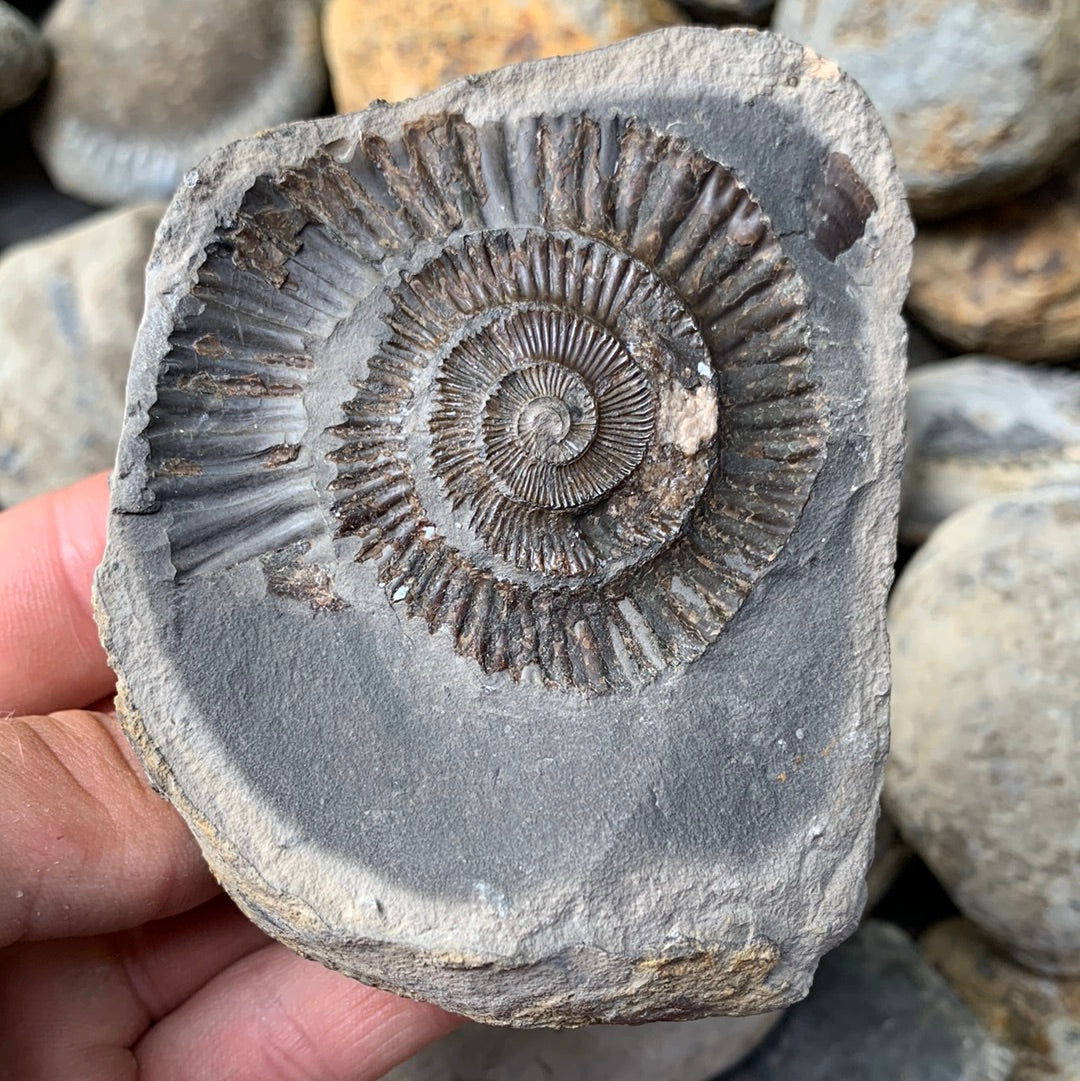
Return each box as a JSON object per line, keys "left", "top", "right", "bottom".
{"left": 0, "top": 473, "right": 460, "bottom": 1080}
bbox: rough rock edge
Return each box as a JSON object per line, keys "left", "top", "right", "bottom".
{"left": 95, "top": 27, "right": 911, "bottom": 1026}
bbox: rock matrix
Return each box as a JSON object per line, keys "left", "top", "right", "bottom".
{"left": 922, "top": 919, "right": 1080, "bottom": 1081}
{"left": 901, "top": 358, "right": 1080, "bottom": 544}
{"left": 384, "top": 1012, "right": 782, "bottom": 1081}
{"left": 322, "top": 0, "right": 685, "bottom": 113}
{"left": 0, "top": 204, "right": 162, "bottom": 505}
{"left": 94, "top": 29, "right": 910, "bottom": 1025}
{"left": 0, "top": 0, "right": 48, "bottom": 114}
{"left": 771, "top": 0, "right": 1080, "bottom": 220}
{"left": 32, "top": 0, "right": 326, "bottom": 205}
{"left": 907, "top": 156, "right": 1080, "bottom": 363}
{"left": 887, "top": 486, "right": 1080, "bottom": 976}
{"left": 724, "top": 921, "right": 1014, "bottom": 1081}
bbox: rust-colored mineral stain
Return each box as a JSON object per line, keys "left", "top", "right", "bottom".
{"left": 323, "top": 0, "right": 684, "bottom": 113}
{"left": 158, "top": 457, "right": 203, "bottom": 476}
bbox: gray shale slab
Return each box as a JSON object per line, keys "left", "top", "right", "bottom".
{"left": 95, "top": 27, "right": 911, "bottom": 1026}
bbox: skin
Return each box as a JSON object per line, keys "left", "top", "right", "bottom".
{"left": 0, "top": 472, "right": 460, "bottom": 1080}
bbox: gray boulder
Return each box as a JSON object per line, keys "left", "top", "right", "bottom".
{"left": 887, "top": 486, "right": 1080, "bottom": 976}
{"left": 32, "top": 0, "right": 326, "bottom": 205}
{"left": 95, "top": 28, "right": 910, "bottom": 1025}
{"left": 0, "top": 204, "right": 162, "bottom": 504}
{"left": 907, "top": 156, "right": 1080, "bottom": 363}
{"left": 772, "top": 0, "right": 1080, "bottom": 219}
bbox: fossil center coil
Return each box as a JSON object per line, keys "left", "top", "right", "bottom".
{"left": 151, "top": 110, "right": 828, "bottom": 694}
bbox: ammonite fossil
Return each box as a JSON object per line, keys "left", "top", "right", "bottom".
{"left": 97, "top": 29, "right": 911, "bottom": 1025}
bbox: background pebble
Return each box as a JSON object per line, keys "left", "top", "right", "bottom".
{"left": 0, "top": 203, "right": 162, "bottom": 504}
{"left": 887, "top": 486, "right": 1080, "bottom": 977}
{"left": 901, "top": 357, "right": 1080, "bottom": 544}
{"left": 771, "top": 0, "right": 1080, "bottom": 220}
{"left": 32, "top": 0, "right": 326, "bottom": 205}
{"left": 907, "top": 155, "right": 1080, "bottom": 363}
{"left": 322, "top": 0, "right": 684, "bottom": 113}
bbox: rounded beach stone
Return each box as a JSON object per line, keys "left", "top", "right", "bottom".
{"left": 0, "top": 0, "right": 48, "bottom": 114}
{"left": 322, "top": 0, "right": 685, "bottom": 113}
{"left": 771, "top": 0, "right": 1080, "bottom": 220}
{"left": 887, "top": 486, "right": 1080, "bottom": 977}
{"left": 922, "top": 919, "right": 1080, "bottom": 1081}
{"left": 0, "top": 203, "right": 162, "bottom": 505}
{"left": 383, "top": 1013, "right": 782, "bottom": 1081}
{"left": 907, "top": 157, "right": 1080, "bottom": 363}
{"left": 31, "top": 0, "right": 326, "bottom": 206}
{"left": 94, "top": 28, "right": 911, "bottom": 1025}
{"left": 900, "top": 358, "right": 1080, "bottom": 545}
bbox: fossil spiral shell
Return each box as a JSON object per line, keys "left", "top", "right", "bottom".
{"left": 97, "top": 28, "right": 911, "bottom": 1029}
{"left": 145, "top": 111, "right": 825, "bottom": 694}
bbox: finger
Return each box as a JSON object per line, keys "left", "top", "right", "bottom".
{"left": 0, "top": 471, "right": 114, "bottom": 715}
{"left": 137, "top": 943, "right": 462, "bottom": 1081}
{"left": 0, "top": 895, "right": 268, "bottom": 1081}
{"left": 0, "top": 709, "right": 217, "bottom": 947}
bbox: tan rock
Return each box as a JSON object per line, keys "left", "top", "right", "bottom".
{"left": 921, "top": 919, "right": 1080, "bottom": 1081}
{"left": 886, "top": 486, "right": 1080, "bottom": 977}
{"left": 907, "top": 158, "right": 1080, "bottom": 363}
{"left": 322, "top": 0, "right": 685, "bottom": 113}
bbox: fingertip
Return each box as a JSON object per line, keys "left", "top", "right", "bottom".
{"left": 137, "top": 946, "right": 463, "bottom": 1081}
{"left": 0, "top": 472, "right": 115, "bottom": 715}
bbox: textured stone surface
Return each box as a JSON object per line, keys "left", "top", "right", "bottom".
{"left": 0, "top": 0, "right": 47, "bottom": 113}
{"left": 384, "top": 1013, "right": 781, "bottom": 1081}
{"left": 94, "top": 28, "right": 910, "bottom": 1026}
{"left": 771, "top": 0, "right": 1080, "bottom": 220}
{"left": 0, "top": 203, "right": 162, "bottom": 505}
{"left": 725, "top": 921, "right": 1014, "bottom": 1081}
{"left": 907, "top": 157, "right": 1080, "bottom": 363}
{"left": 922, "top": 919, "right": 1080, "bottom": 1081}
{"left": 887, "top": 487, "right": 1080, "bottom": 976}
{"left": 32, "top": 0, "right": 326, "bottom": 205}
{"left": 323, "top": 0, "right": 684, "bottom": 113}
{"left": 900, "top": 358, "right": 1080, "bottom": 544}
